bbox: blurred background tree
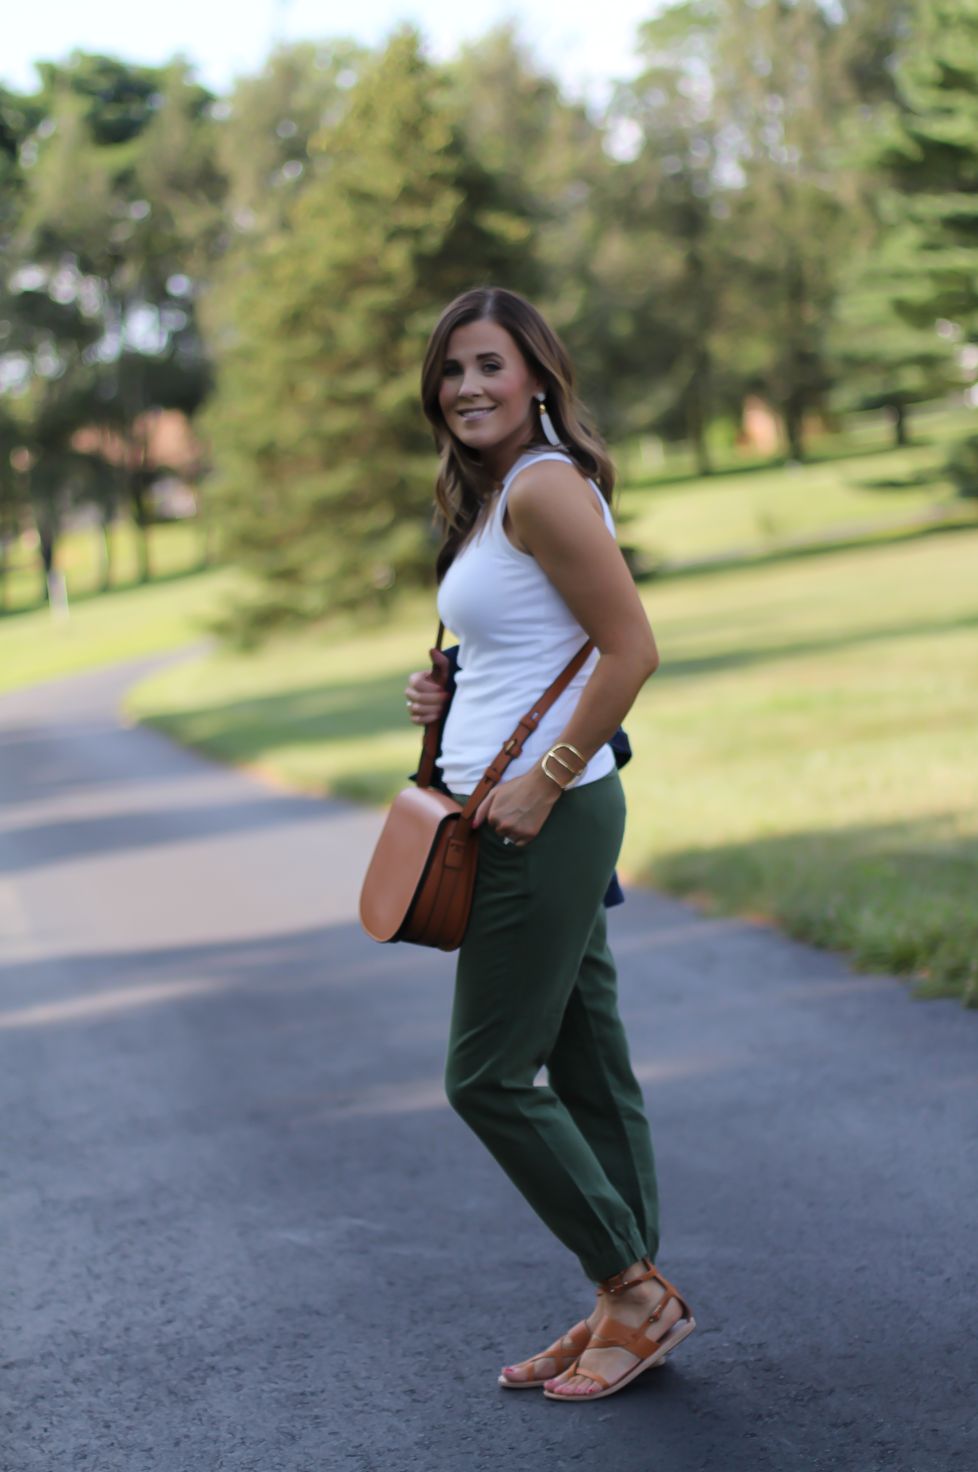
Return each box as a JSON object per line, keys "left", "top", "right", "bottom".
{"left": 215, "top": 40, "right": 368, "bottom": 241}
{"left": 0, "top": 0, "right": 974, "bottom": 624}
{"left": 203, "top": 31, "right": 539, "bottom": 638}
{"left": 859, "top": 0, "right": 978, "bottom": 480}
{"left": 7, "top": 54, "right": 222, "bottom": 585}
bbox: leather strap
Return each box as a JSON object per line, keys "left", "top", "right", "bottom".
{"left": 416, "top": 622, "right": 447, "bottom": 791}
{"left": 416, "top": 622, "right": 594, "bottom": 823}
{"left": 600, "top": 1257, "right": 656, "bottom": 1296}
{"left": 563, "top": 1266, "right": 692, "bottom": 1392}
{"left": 456, "top": 636, "right": 594, "bottom": 824}
{"left": 599, "top": 1262, "right": 691, "bottom": 1325}
{"left": 508, "top": 1320, "right": 592, "bottom": 1383}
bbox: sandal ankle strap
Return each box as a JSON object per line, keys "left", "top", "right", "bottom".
{"left": 599, "top": 1261, "right": 693, "bottom": 1324}
{"left": 599, "top": 1258, "right": 657, "bottom": 1296}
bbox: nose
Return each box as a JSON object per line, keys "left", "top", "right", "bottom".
{"left": 458, "top": 364, "right": 484, "bottom": 398}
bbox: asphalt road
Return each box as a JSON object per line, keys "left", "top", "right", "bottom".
{"left": 0, "top": 659, "right": 975, "bottom": 1472}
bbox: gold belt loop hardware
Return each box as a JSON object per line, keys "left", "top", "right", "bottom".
{"left": 541, "top": 743, "right": 588, "bottom": 791}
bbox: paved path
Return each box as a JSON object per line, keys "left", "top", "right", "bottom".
{"left": 0, "top": 661, "right": 975, "bottom": 1472}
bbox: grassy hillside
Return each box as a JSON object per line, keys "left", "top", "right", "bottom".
{"left": 128, "top": 526, "right": 978, "bottom": 1002}
{"left": 0, "top": 566, "right": 234, "bottom": 694}
{"left": 5, "top": 413, "right": 976, "bottom": 998}
{"left": 1, "top": 518, "right": 208, "bottom": 614}
{"left": 622, "top": 529, "right": 978, "bottom": 1003}
{"left": 617, "top": 404, "right": 975, "bottom": 566}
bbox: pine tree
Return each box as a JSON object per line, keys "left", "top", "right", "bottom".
{"left": 204, "top": 31, "right": 535, "bottom": 636}
{"left": 847, "top": 0, "right": 978, "bottom": 461}
{"left": 829, "top": 228, "right": 957, "bottom": 444}
{"left": 216, "top": 40, "right": 368, "bottom": 241}
{"left": 878, "top": 0, "right": 978, "bottom": 322}
{"left": 825, "top": 0, "right": 978, "bottom": 443}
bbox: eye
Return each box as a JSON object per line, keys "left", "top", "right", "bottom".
{"left": 442, "top": 360, "right": 462, "bottom": 378}
{"left": 482, "top": 359, "right": 502, "bottom": 373}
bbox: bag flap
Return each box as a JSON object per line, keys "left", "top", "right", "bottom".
{"left": 359, "top": 786, "right": 461, "bottom": 942}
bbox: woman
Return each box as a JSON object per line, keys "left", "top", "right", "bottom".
{"left": 406, "top": 287, "right": 695, "bottom": 1402}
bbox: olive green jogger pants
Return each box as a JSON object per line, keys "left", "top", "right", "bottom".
{"left": 444, "top": 770, "right": 660, "bottom": 1283}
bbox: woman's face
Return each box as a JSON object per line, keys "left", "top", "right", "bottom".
{"left": 438, "top": 318, "right": 542, "bottom": 458}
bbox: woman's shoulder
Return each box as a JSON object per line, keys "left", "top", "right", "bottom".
{"left": 506, "top": 454, "right": 608, "bottom": 522}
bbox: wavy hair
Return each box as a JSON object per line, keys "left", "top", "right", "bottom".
{"left": 420, "top": 287, "right": 615, "bottom": 580}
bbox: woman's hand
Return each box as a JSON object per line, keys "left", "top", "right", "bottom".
{"left": 473, "top": 765, "right": 562, "bottom": 845}
{"left": 406, "top": 647, "right": 451, "bottom": 726}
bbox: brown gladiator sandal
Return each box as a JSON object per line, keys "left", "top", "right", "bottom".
{"left": 498, "top": 1320, "right": 593, "bottom": 1389}
{"left": 543, "top": 1261, "right": 695, "bottom": 1402}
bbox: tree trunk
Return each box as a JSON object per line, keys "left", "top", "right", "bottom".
{"left": 687, "top": 390, "right": 712, "bottom": 477}
{"left": 686, "top": 243, "right": 713, "bottom": 476}
{"left": 0, "top": 490, "right": 10, "bottom": 614}
{"left": 892, "top": 402, "right": 909, "bottom": 448}
{"left": 686, "top": 340, "right": 713, "bottom": 477}
{"left": 99, "top": 514, "right": 113, "bottom": 592}
{"left": 38, "top": 522, "right": 56, "bottom": 604}
{"left": 130, "top": 477, "right": 152, "bottom": 584}
{"left": 784, "top": 393, "right": 805, "bottom": 462}
{"left": 125, "top": 411, "right": 153, "bottom": 584}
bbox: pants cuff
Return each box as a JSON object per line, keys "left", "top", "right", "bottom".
{"left": 581, "top": 1235, "right": 650, "bottom": 1284}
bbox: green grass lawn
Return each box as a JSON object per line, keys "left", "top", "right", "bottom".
{"left": 128, "top": 525, "right": 978, "bottom": 1004}
{"left": 0, "top": 564, "right": 235, "bottom": 694}
{"left": 1, "top": 517, "right": 209, "bottom": 614}
{"left": 0, "top": 520, "right": 237, "bottom": 694}
{"left": 5, "top": 415, "right": 976, "bottom": 1000}
{"left": 126, "top": 598, "right": 438, "bottom": 805}
{"left": 617, "top": 404, "right": 977, "bottom": 567}
{"left": 621, "top": 529, "right": 978, "bottom": 1004}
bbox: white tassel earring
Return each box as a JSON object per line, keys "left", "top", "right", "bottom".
{"left": 536, "top": 391, "right": 562, "bottom": 446}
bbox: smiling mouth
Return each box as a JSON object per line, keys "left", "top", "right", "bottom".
{"left": 457, "top": 406, "right": 496, "bottom": 422}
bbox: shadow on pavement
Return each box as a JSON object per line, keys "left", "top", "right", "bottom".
{"left": 0, "top": 796, "right": 333, "bottom": 873}
{"left": 1, "top": 907, "right": 975, "bottom": 1469}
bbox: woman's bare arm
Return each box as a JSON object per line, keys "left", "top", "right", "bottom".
{"left": 475, "top": 461, "right": 658, "bottom": 841}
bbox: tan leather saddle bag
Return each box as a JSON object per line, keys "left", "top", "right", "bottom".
{"left": 359, "top": 626, "right": 593, "bottom": 952}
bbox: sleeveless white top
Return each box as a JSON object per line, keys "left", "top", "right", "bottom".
{"left": 436, "top": 450, "right": 617, "bottom": 796}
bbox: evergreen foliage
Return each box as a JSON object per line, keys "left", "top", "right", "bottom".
{"left": 876, "top": 0, "right": 978, "bottom": 331}
{"left": 829, "top": 0, "right": 978, "bottom": 440}
{"left": 216, "top": 41, "right": 367, "bottom": 240}
{"left": 203, "top": 31, "right": 535, "bottom": 637}
{"left": 829, "top": 229, "right": 958, "bottom": 443}
{"left": 0, "top": 3, "right": 975, "bottom": 624}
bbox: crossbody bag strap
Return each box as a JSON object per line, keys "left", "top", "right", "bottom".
{"left": 416, "top": 622, "right": 446, "bottom": 791}
{"left": 457, "top": 637, "right": 594, "bottom": 824}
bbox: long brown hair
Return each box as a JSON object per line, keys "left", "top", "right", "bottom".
{"left": 420, "top": 287, "right": 615, "bottom": 580}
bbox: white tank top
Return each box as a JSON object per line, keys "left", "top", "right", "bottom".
{"left": 436, "top": 450, "right": 617, "bottom": 796}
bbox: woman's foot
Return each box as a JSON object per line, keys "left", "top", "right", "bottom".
{"left": 544, "top": 1260, "right": 687, "bottom": 1399}
{"left": 499, "top": 1313, "right": 597, "bottom": 1387}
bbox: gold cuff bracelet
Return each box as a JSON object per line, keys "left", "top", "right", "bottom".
{"left": 541, "top": 743, "right": 588, "bottom": 791}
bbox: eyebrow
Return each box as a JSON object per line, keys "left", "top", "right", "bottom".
{"left": 444, "top": 351, "right": 504, "bottom": 362}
